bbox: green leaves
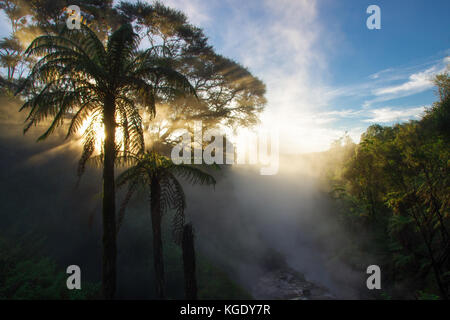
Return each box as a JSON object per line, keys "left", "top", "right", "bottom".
{"left": 328, "top": 73, "right": 450, "bottom": 298}
{"left": 0, "top": 237, "right": 100, "bottom": 299}
{"left": 388, "top": 214, "right": 414, "bottom": 236}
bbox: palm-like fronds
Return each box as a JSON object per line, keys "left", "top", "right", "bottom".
{"left": 17, "top": 23, "right": 198, "bottom": 299}
{"left": 17, "top": 23, "right": 196, "bottom": 176}
{"left": 116, "top": 151, "right": 216, "bottom": 244}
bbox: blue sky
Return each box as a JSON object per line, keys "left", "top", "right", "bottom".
{"left": 163, "top": 0, "right": 450, "bottom": 152}
{"left": 1, "top": 0, "right": 449, "bottom": 152}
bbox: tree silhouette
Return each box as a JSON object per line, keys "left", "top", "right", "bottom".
{"left": 115, "top": 1, "right": 266, "bottom": 151}
{"left": 182, "top": 223, "right": 197, "bottom": 299}
{"left": 116, "top": 151, "right": 215, "bottom": 299}
{"left": 17, "top": 23, "right": 195, "bottom": 299}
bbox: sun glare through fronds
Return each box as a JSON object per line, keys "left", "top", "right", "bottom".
{"left": 78, "top": 114, "right": 125, "bottom": 152}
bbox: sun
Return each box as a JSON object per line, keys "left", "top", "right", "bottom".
{"left": 78, "top": 115, "right": 124, "bottom": 152}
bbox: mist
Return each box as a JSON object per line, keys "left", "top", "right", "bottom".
{"left": 183, "top": 158, "right": 366, "bottom": 299}
{"left": 0, "top": 96, "right": 366, "bottom": 299}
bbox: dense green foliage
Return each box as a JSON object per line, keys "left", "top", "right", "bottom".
{"left": 326, "top": 74, "right": 450, "bottom": 299}
{"left": 0, "top": 237, "right": 100, "bottom": 299}
{"left": 0, "top": 232, "right": 250, "bottom": 300}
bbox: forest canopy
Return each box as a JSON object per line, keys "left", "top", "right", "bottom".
{"left": 0, "top": 0, "right": 266, "bottom": 151}
{"left": 324, "top": 72, "right": 450, "bottom": 299}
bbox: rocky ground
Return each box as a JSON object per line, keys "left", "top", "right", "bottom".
{"left": 253, "top": 267, "right": 335, "bottom": 300}
{"left": 250, "top": 249, "right": 336, "bottom": 300}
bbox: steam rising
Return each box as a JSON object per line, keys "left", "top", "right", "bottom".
{"left": 0, "top": 96, "right": 364, "bottom": 299}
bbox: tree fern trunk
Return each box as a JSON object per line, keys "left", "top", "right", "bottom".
{"left": 150, "top": 176, "right": 165, "bottom": 299}
{"left": 102, "top": 96, "right": 117, "bottom": 300}
{"left": 182, "top": 223, "right": 197, "bottom": 300}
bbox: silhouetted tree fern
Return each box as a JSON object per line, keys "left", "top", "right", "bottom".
{"left": 17, "top": 23, "right": 195, "bottom": 299}
{"left": 116, "top": 151, "right": 215, "bottom": 299}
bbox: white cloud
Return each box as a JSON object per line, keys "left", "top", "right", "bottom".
{"left": 0, "top": 10, "right": 12, "bottom": 38}
{"left": 363, "top": 57, "right": 449, "bottom": 106}
{"left": 363, "top": 106, "right": 426, "bottom": 123}
{"left": 164, "top": 0, "right": 212, "bottom": 25}
{"left": 328, "top": 56, "right": 449, "bottom": 108}
{"left": 309, "top": 105, "right": 426, "bottom": 124}
{"left": 373, "top": 66, "right": 437, "bottom": 96}
{"left": 220, "top": 0, "right": 339, "bottom": 153}
{"left": 369, "top": 68, "right": 394, "bottom": 80}
{"left": 165, "top": 0, "right": 337, "bottom": 153}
